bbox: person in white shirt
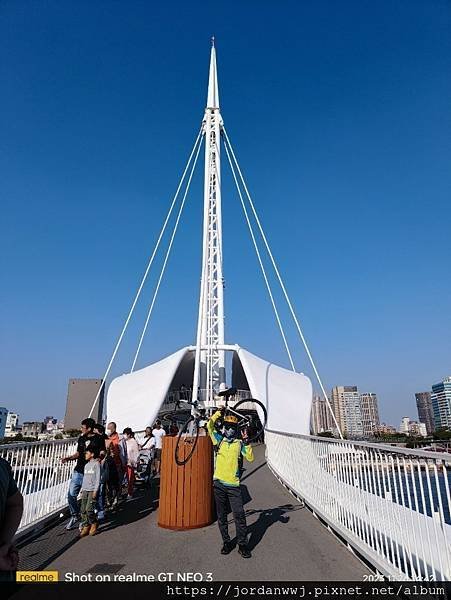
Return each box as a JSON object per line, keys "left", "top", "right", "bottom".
{"left": 122, "top": 428, "right": 140, "bottom": 500}
{"left": 152, "top": 420, "right": 166, "bottom": 475}
{"left": 136, "top": 427, "right": 156, "bottom": 482}
{"left": 137, "top": 427, "right": 153, "bottom": 449}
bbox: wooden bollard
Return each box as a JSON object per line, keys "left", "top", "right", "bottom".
{"left": 158, "top": 434, "right": 214, "bottom": 530}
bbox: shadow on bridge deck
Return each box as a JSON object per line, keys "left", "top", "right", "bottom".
{"left": 18, "top": 445, "right": 369, "bottom": 581}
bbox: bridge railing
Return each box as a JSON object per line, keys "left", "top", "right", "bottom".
{"left": 161, "top": 388, "right": 253, "bottom": 410}
{"left": 1, "top": 438, "right": 77, "bottom": 534}
{"left": 265, "top": 429, "right": 451, "bottom": 582}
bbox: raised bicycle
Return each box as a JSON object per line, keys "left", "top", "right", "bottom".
{"left": 174, "top": 387, "right": 267, "bottom": 466}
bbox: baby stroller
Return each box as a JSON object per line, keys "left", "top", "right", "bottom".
{"left": 135, "top": 448, "right": 154, "bottom": 486}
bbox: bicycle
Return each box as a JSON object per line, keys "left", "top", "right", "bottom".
{"left": 160, "top": 401, "right": 187, "bottom": 428}
{"left": 174, "top": 387, "right": 267, "bottom": 466}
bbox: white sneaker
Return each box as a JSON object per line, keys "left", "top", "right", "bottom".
{"left": 65, "top": 516, "right": 79, "bottom": 530}
{"left": 126, "top": 494, "right": 133, "bottom": 501}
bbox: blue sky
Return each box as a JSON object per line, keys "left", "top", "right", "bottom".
{"left": 1, "top": 1, "right": 450, "bottom": 426}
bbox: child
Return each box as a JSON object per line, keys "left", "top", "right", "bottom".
{"left": 79, "top": 447, "right": 101, "bottom": 537}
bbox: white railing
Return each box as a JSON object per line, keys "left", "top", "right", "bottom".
{"left": 1, "top": 438, "right": 77, "bottom": 533}
{"left": 266, "top": 430, "right": 451, "bottom": 581}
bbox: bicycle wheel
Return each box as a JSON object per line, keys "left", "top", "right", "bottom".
{"left": 230, "top": 398, "right": 267, "bottom": 444}
{"left": 174, "top": 416, "right": 200, "bottom": 466}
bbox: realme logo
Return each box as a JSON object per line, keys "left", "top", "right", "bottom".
{"left": 16, "top": 571, "right": 59, "bottom": 582}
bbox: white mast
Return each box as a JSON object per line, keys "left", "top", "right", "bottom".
{"left": 192, "top": 38, "right": 226, "bottom": 406}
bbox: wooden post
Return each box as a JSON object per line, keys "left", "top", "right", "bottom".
{"left": 158, "top": 435, "right": 214, "bottom": 530}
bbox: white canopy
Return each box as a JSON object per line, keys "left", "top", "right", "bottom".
{"left": 106, "top": 345, "right": 312, "bottom": 434}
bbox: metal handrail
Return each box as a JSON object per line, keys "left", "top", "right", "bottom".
{"left": 1, "top": 437, "right": 78, "bottom": 533}
{"left": 0, "top": 437, "right": 77, "bottom": 452}
{"left": 265, "top": 429, "right": 451, "bottom": 581}
{"left": 266, "top": 429, "right": 451, "bottom": 462}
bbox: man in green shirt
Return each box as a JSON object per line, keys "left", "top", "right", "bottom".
{"left": 207, "top": 409, "right": 254, "bottom": 558}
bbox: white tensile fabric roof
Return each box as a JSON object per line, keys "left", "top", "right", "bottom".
{"left": 106, "top": 345, "right": 312, "bottom": 435}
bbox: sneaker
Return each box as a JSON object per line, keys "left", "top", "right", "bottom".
{"left": 97, "top": 511, "right": 105, "bottom": 521}
{"left": 79, "top": 526, "right": 90, "bottom": 538}
{"left": 65, "top": 516, "right": 80, "bottom": 530}
{"left": 89, "top": 523, "right": 98, "bottom": 536}
{"left": 221, "top": 542, "right": 233, "bottom": 555}
{"left": 126, "top": 494, "right": 133, "bottom": 501}
{"left": 238, "top": 545, "right": 251, "bottom": 559}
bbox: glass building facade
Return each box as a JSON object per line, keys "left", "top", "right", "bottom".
{"left": 431, "top": 377, "right": 451, "bottom": 430}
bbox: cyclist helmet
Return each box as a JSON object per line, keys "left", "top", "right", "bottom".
{"left": 223, "top": 415, "right": 238, "bottom": 424}
{"left": 223, "top": 414, "right": 238, "bottom": 440}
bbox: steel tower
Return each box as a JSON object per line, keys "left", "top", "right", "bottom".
{"left": 192, "top": 39, "right": 226, "bottom": 405}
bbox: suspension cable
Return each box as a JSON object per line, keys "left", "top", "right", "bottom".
{"left": 87, "top": 127, "right": 203, "bottom": 418}
{"left": 131, "top": 134, "right": 204, "bottom": 371}
{"left": 223, "top": 135, "right": 296, "bottom": 372}
{"left": 222, "top": 126, "right": 343, "bottom": 439}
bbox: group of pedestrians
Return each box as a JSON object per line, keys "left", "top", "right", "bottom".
{"left": 0, "top": 404, "right": 256, "bottom": 576}
{"left": 62, "top": 417, "right": 167, "bottom": 538}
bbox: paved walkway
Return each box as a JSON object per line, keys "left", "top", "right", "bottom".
{"left": 20, "top": 446, "right": 369, "bottom": 581}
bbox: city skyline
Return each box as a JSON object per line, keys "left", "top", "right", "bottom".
{"left": 3, "top": 371, "right": 450, "bottom": 431}
{"left": 1, "top": 2, "right": 450, "bottom": 424}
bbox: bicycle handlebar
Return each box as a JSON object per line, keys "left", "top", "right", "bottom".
{"left": 217, "top": 387, "right": 237, "bottom": 398}
{"left": 177, "top": 398, "right": 196, "bottom": 406}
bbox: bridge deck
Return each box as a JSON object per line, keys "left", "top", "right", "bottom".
{"left": 20, "top": 445, "right": 369, "bottom": 581}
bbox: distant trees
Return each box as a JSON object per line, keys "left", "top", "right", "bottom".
{"left": 432, "top": 428, "right": 451, "bottom": 441}
{"left": 405, "top": 436, "right": 426, "bottom": 448}
{"left": 64, "top": 429, "right": 80, "bottom": 438}
{"left": 376, "top": 432, "right": 409, "bottom": 443}
{"left": 0, "top": 434, "right": 37, "bottom": 445}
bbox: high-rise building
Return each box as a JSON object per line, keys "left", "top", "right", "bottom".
{"left": 64, "top": 379, "right": 104, "bottom": 431}
{"left": 431, "top": 377, "right": 451, "bottom": 430}
{"left": 331, "top": 386, "right": 363, "bottom": 437}
{"left": 5, "top": 412, "right": 19, "bottom": 436}
{"left": 415, "top": 392, "right": 435, "bottom": 435}
{"left": 311, "top": 394, "right": 334, "bottom": 435}
{"left": 0, "top": 408, "right": 8, "bottom": 438}
{"left": 359, "top": 393, "right": 380, "bottom": 437}
{"left": 331, "top": 386, "right": 347, "bottom": 433}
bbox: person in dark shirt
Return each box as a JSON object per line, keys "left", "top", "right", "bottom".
{"left": 94, "top": 423, "right": 108, "bottom": 445}
{"left": 61, "top": 418, "right": 105, "bottom": 530}
{"left": 0, "top": 458, "right": 23, "bottom": 575}
{"left": 94, "top": 423, "right": 108, "bottom": 521}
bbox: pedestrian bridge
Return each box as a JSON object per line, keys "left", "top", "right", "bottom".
{"left": 15, "top": 445, "right": 367, "bottom": 581}
{"left": 3, "top": 432, "right": 450, "bottom": 581}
